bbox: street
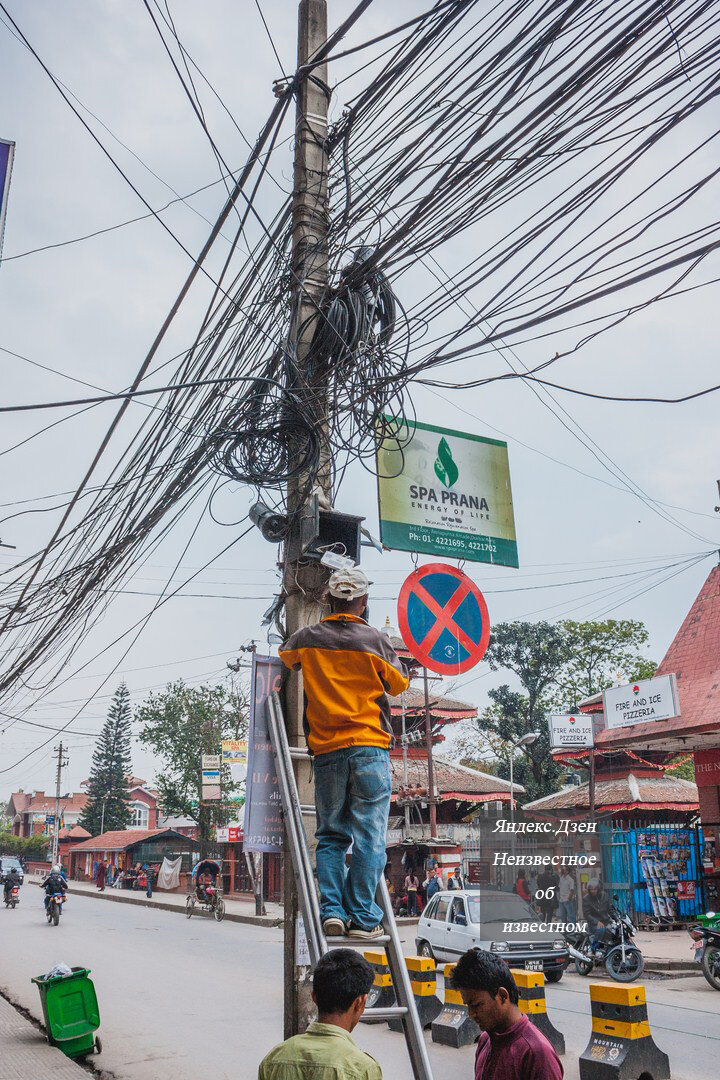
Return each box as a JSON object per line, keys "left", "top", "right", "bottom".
{"left": 1, "top": 893, "right": 719, "bottom": 1080}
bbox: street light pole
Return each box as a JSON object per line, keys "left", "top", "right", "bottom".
{"left": 507, "top": 732, "right": 540, "bottom": 861}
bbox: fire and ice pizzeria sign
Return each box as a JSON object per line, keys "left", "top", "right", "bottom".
{"left": 548, "top": 713, "right": 594, "bottom": 749}
{"left": 603, "top": 674, "right": 680, "bottom": 730}
{"left": 376, "top": 417, "right": 518, "bottom": 567}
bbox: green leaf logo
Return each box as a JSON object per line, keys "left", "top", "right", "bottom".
{"left": 434, "top": 437, "right": 459, "bottom": 488}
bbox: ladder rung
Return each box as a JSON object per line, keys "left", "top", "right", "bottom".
{"left": 363, "top": 1006, "right": 408, "bottom": 1020}
{"left": 326, "top": 935, "right": 391, "bottom": 947}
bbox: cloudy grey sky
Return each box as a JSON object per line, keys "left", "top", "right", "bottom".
{"left": 1, "top": 0, "right": 718, "bottom": 800}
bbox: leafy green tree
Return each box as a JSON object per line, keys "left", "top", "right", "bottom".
{"left": 665, "top": 756, "right": 696, "bottom": 782}
{"left": 79, "top": 683, "right": 132, "bottom": 835}
{"left": 136, "top": 680, "right": 248, "bottom": 840}
{"left": 458, "top": 618, "right": 656, "bottom": 802}
{"left": 552, "top": 619, "right": 656, "bottom": 709}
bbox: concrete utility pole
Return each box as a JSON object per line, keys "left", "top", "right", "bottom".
{"left": 281, "top": 0, "right": 376, "bottom": 1037}
{"left": 51, "top": 742, "right": 68, "bottom": 866}
{"left": 283, "top": 0, "right": 331, "bottom": 1039}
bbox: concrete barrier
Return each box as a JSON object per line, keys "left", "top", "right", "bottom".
{"left": 388, "top": 955, "right": 442, "bottom": 1031}
{"left": 361, "top": 950, "right": 395, "bottom": 1022}
{"left": 579, "top": 982, "right": 670, "bottom": 1080}
{"left": 431, "top": 963, "right": 480, "bottom": 1048}
{"left": 510, "top": 969, "right": 565, "bottom": 1056}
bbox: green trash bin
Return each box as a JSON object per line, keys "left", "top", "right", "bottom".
{"left": 31, "top": 966, "right": 101, "bottom": 1059}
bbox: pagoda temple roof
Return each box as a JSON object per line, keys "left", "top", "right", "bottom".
{"left": 523, "top": 773, "right": 699, "bottom": 817}
{"left": 390, "top": 755, "right": 521, "bottom": 804}
{"left": 388, "top": 687, "right": 477, "bottom": 722}
{"left": 593, "top": 564, "right": 720, "bottom": 752}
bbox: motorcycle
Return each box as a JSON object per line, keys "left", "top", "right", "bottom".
{"left": 689, "top": 911, "right": 720, "bottom": 991}
{"left": 3, "top": 885, "right": 20, "bottom": 908}
{"left": 566, "top": 899, "right": 644, "bottom": 982}
{"left": 46, "top": 892, "right": 66, "bottom": 926}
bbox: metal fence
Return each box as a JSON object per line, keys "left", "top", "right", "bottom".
{"left": 598, "top": 820, "right": 705, "bottom": 924}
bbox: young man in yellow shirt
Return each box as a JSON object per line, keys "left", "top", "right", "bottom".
{"left": 280, "top": 567, "right": 409, "bottom": 940}
{"left": 258, "top": 950, "right": 382, "bottom": 1079}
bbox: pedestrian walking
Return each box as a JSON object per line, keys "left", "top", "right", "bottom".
{"left": 280, "top": 568, "right": 409, "bottom": 940}
{"left": 144, "top": 864, "right": 153, "bottom": 898}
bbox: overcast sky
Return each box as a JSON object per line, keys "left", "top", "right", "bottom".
{"left": 1, "top": 1, "right": 718, "bottom": 801}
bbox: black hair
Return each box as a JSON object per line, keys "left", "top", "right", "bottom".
{"left": 313, "top": 949, "right": 374, "bottom": 1014}
{"left": 329, "top": 594, "right": 367, "bottom": 615}
{"left": 451, "top": 948, "right": 519, "bottom": 1005}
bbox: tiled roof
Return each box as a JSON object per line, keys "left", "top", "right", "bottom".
{"left": 523, "top": 774, "right": 699, "bottom": 815}
{"left": 18, "top": 792, "right": 88, "bottom": 814}
{"left": 388, "top": 688, "right": 477, "bottom": 721}
{"left": 597, "top": 565, "right": 720, "bottom": 750}
{"left": 69, "top": 828, "right": 195, "bottom": 852}
{"left": 390, "top": 755, "right": 521, "bottom": 799}
{"left": 59, "top": 826, "right": 91, "bottom": 840}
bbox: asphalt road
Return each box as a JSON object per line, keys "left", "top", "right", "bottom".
{"left": 1, "top": 891, "right": 719, "bottom": 1080}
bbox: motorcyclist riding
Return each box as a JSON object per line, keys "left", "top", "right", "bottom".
{"left": 3, "top": 865, "right": 20, "bottom": 903}
{"left": 42, "top": 864, "right": 68, "bottom": 914}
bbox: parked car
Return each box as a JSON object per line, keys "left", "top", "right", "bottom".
{"left": 415, "top": 889, "right": 569, "bottom": 982}
{"left": 0, "top": 856, "right": 25, "bottom": 885}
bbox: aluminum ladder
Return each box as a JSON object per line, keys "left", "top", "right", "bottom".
{"left": 267, "top": 691, "right": 434, "bottom": 1080}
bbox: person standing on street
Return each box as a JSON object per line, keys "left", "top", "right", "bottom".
{"left": 448, "top": 866, "right": 465, "bottom": 891}
{"left": 557, "top": 868, "right": 576, "bottom": 925}
{"left": 259, "top": 950, "right": 382, "bottom": 1079}
{"left": 280, "top": 568, "right": 409, "bottom": 941}
{"left": 404, "top": 871, "right": 420, "bottom": 916}
{"left": 452, "top": 949, "right": 563, "bottom": 1080}
{"left": 96, "top": 861, "right": 106, "bottom": 892}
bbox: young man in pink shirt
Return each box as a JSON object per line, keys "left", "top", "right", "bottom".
{"left": 452, "top": 949, "right": 563, "bottom": 1080}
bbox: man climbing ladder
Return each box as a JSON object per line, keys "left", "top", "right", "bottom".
{"left": 280, "top": 567, "right": 409, "bottom": 940}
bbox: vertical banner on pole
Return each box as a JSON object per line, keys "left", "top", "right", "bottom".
{"left": 244, "top": 654, "right": 285, "bottom": 853}
{"left": 0, "top": 138, "right": 15, "bottom": 261}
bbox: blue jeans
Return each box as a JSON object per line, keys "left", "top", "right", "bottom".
{"left": 313, "top": 746, "right": 391, "bottom": 930}
{"left": 557, "top": 899, "right": 576, "bottom": 924}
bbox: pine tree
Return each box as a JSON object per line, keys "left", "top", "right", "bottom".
{"left": 79, "top": 683, "right": 132, "bottom": 835}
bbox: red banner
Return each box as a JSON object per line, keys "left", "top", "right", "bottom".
{"left": 695, "top": 749, "right": 720, "bottom": 788}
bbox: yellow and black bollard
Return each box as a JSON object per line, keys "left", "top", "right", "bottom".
{"left": 579, "top": 983, "right": 670, "bottom": 1080}
{"left": 388, "top": 956, "right": 442, "bottom": 1031}
{"left": 511, "top": 969, "right": 565, "bottom": 1056}
{"left": 431, "top": 963, "right": 481, "bottom": 1048}
{"left": 360, "top": 950, "right": 395, "bottom": 1023}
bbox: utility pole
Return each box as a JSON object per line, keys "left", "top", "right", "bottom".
{"left": 281, "top": 0, "right": 376, "bottom": 1038}
{"left": 400, "top": 692, "right": 411, "bottom": 834}
{"left": 283, "top": 0, "right": 332, "bottom": 1039}
{"left": 422, "top": 667, "right": 437, "bottom": 838}
{"left": 51, "top": 742, "right": 68, "bottom": 866}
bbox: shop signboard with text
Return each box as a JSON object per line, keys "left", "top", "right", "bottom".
{"left": 603, "top": 674, "right": 680, "bottom": 730}
{"left": 548, "top": 712, "right": 594, "bottom": 749}
{"left": 376, "top": 416, "right": 518, "bottom": 567}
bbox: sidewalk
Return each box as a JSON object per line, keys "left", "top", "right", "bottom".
{"left": 0, "top": 993, "right": 85, "bottom": 1078}
{"left": 636, "top": 928, "right": 697, "bottom": 971}
{"left": 63, "top": 877, "right": 284, "bottom": 926}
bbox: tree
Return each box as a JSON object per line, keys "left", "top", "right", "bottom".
{"left": 79, "top": 683, "right": 133, "bottom": 835}
{"left": 552, "top": 619, "right": 656, "bottom": 709}
{"left": 136, "top": 680, "right": 248, "bottom": 841}
{"left": 456, "top": 618, "right": 656, "bottom": 802}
